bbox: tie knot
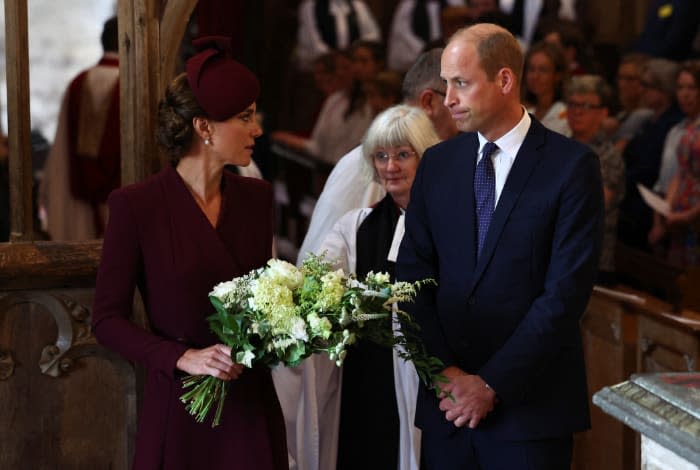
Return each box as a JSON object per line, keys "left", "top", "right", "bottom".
{"left": 482, "top": 142, "right": 498, "bottom": 160}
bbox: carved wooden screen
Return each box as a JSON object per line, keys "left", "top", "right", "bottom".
{"left": 0, "top": 1, "right": 196, "bottom": 468}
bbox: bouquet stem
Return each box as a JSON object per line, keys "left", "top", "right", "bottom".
{"left": 180, "top": 375, "right": 228, "bottom": 427}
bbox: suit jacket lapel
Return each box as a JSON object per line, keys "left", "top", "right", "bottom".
{"left": 468, "top": 119, "right": 546, "bottom": 295}
{"left": 451, "top": 133, "right": 478, "bottom": 278}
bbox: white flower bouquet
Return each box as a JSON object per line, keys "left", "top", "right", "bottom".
{"left": 180, "top": 253, "right": 442, "bottom": 427}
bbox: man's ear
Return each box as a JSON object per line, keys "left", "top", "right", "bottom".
{"left": 418, "top": 89, "right": 437, "bottom": 117}
{"left": 499, "top": 68, "right": 516, "bottom": 95}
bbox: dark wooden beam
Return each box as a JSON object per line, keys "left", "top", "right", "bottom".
{"left": 119, "top": 0, "right": 162, "bottom": 184}
{"left": 4, "top": 0, "right": 33, "bottom": 241}
{"left": 0, "top": 241, "right": 102, "bottom": 290}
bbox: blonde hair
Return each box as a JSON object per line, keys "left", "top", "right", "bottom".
{"left": 362, "top": 104, "right": 440, "bottom": 180}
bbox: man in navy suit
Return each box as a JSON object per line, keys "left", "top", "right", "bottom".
{"left": 396, "top": 23, "right": 604, "bottom": 469}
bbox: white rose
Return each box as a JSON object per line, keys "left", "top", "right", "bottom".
{"left": 210, "top": 280, "right": 237, "bottom": 301}
{"left": 290, "top": 316, "right": 309, "bottom": 342}
{"left": 373, "top": 272, "right": 390, "bottom": 284}
{"left": 265, "top": 259, "right": 303, "bottom": 290}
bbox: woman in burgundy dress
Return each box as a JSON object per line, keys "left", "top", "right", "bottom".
{"left": 91, "top": 37, "right": 287, "bottom": 470}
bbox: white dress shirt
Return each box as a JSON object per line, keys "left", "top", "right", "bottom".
{"left": 476, "top": 108, "right": 531, "bottom": 206}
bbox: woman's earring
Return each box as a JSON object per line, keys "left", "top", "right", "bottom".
{"left": 204, "top": 138, "right": 211, "bottom": 146}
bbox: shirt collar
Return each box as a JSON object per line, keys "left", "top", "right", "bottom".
{"left": 477, "top": 107, "right": 531, "bottom": 158}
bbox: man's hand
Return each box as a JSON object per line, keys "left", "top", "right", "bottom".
{"left": 176, "top": 344, "right": 244, "bottom": 381}
{"left": 438, "top": 366, "right": 496, "bottom": 428}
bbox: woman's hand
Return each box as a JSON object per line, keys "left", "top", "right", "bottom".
{"left": 176, "top": 344, "right": 244, "bottom": 381}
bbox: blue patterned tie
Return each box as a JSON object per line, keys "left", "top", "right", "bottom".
{"left": 474, "top": 142, "right": 498, "bottom": 258}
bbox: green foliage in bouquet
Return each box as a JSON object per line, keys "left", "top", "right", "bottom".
{"left": 180, "top": 253, "right": 442, "bottom": 427}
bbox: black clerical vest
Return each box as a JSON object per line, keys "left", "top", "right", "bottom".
{"left": 337, "top": 194, "right": 401, "bottom": 470}
{"left": 411, "top": 0, "right": 448, "bottom": 44}
{"left": 314, "top": 0, "right": 360, "bottom": 49}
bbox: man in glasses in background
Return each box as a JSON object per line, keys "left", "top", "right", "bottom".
{"left": 295, "top": 47, "right": 458, "bottom": 265}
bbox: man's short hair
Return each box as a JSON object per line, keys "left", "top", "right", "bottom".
{"left": 101, "top": 16, "right": 118, "bottom": 53}
{"left": 565, "top": 74, "right": 614, "bottom": 109}
{"left": 643, "top": 58, "right": 681, "bottom": 99}
{"left": 401, "top": 48, "right": 444, "bottom": 103}
{"left": 450, "top": 23, "right": 524, "bottom": 83}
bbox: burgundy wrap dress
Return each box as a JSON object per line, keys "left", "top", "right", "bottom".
{"left": 92, "top": 165, "right": 287, "bottom": 470}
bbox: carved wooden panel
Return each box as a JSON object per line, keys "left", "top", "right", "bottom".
{"left": 0, "top": 289, "right": 136, "bottom": 469}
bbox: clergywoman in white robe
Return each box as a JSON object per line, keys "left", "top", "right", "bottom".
{"left": 316, "top": 104, "right": 440, "bottom": 470}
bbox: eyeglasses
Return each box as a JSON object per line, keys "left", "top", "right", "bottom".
{"left": 566, "top": 101, "right": 603, "bottom": 111}
{"left": 372, "top": 150, "right": 417, "bottom": 165}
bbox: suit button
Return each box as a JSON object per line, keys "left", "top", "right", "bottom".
{"left": 467, "top": 297, "right": 475, "bottom": 306}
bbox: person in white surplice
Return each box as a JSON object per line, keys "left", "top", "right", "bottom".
{"left": 316, "top": 105, "right": 439, "bottom": 470}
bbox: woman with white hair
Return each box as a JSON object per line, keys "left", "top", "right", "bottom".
{"left": 315, "top": 104, "right": 440, "bottom": 470}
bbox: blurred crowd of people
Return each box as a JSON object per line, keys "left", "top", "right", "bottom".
{"left": 4, "top": 0, "right": 700, "bottom": 275}
{"left": 264, "top": 0, "right": 700, "bottom": 278}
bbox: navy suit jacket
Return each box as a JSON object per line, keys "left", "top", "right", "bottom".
{"left": 396, "top": 117, "right": 604, "bottom": 441}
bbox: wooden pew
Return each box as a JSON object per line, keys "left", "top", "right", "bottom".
{"left": 576, "top": 281, "right": 700, "bottom": 469}
{"left": 615, "top": 243, "right": 700, "bottom": 313}
{"left": 614, "top": 242, "right": 684, "bottom": 310}
{"left": 576, "top": 286, "right": 663, "bottom": 469}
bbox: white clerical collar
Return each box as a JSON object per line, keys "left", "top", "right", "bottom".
{"left": 387, "top": 210, "right": 405, "bottom": 263}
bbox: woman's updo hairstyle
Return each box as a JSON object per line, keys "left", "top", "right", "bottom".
{"left": 156, "top": 73, "right": 206, "bottom": 165}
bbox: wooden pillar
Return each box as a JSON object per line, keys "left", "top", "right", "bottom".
{"left": 4, "top": 0, "right": 33, "bottom": 241}
{"left": 118, "top": 0, "right": 197, "bottom": 181}
{"left": 118, "top": 0, "right": 162, "bottom": 184}
{"left": 161, "top": 0, "right": 198, "bottom": 84}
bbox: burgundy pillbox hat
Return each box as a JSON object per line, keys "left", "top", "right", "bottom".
{"left": 185, "top": 35, "right": 260, "bottom": 121}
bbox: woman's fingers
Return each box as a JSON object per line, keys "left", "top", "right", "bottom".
{"left": 176, "top": 344, "right": 246, "bottom": 381}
